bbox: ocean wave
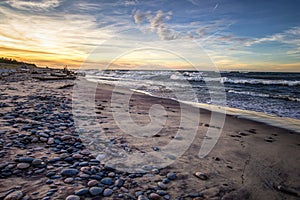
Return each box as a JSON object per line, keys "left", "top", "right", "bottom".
{"left": 221, "top": 77, "right": 300, "bottom": 86}
{"left": 227, "top": 90, "right": 300, "bottom": 102}
{"left": 171, "top": 74, "right": 300, "bottom": 86}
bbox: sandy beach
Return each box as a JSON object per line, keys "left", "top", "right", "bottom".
{"left": 0, "top": 69, "right": 299, "bottom": 200}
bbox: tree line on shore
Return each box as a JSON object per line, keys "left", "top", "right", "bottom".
{"left": 0, "top": 57, "right": 36, "bottom": 67}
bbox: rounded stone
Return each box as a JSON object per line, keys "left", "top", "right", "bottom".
{"left": 194, "top": 172, "right": 208, "bottom": 180}
{"left": 87, "top": 180, "right": 99, "bottom": 187}
{"left": 100, "top": 177, "right": 113, "bottom": 185}
{"left": 17, "top": 157, "right": 34, "bottom": 163}
{"left": 79, "top": 162, "right": 89, "bottom": 167}
{"left": 149, "top": 193, "right": 161, "bottom": 200}
{"left": 72, "top": 154, "right": 83, "bottom": 159}
{"left": 89, "top": 187, "right": 103, "bottom": 196}
{"left": 166, "top": 172, "right": 177, "bottom": 180}
{"left": 103, "top": 188, "right": 113, "bottom": 197}
{"left": 61, "top": 135, "right": 72, "bottom": 141}
{"left": 32, "top": 159, "right": 42, "bottom": 165}
{"left": 64, "top": 178, "right": 74, "bottom": 184}
{"left": 108, "top": 172, "right": 115, "bottom": 177}
{"left": 74, "top": 188, "right": 89, "bottom": 196}
{"left": 17, "top": 163, "right": 30, "bottom": 169}
{"left": 115, "top": 179, "right": 124, "bottom": 187}
{"left": 80, "top": 150, "right": 90, "bottom": 155}
{"left": 138, "top": 195, "right": 150, "bottom": 200}
{"left": 40, "top": 137, "right": 48, "bottom": 142}
{"left": 157, "top": 182, "right": 167, "bottom": 190}
{"left": 61, "top": 169, "right": 79, "bottom": 176}
{"left": 47, "top": 138, "right": 54, "bottom": 144}
{"left": 65, "top": 195, "right": 80, "bottom": 200}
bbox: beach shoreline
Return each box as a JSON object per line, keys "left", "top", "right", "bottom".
{"left": 0, "top": 69, "right": 299, "bottom": 199}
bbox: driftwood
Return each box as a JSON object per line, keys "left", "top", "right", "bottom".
{"left": 275, "top": 185, "right": 299, "bottom": 197}
{"left": 58, "top": 84, "right": 75, "bottom": 89}
{"left": 50, "top": 72, "right": 69, "bottom": 77}
{"left": 33, "top": 76, "right": 76, "bottom": 81}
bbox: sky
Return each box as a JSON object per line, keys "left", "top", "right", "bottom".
{"left": 0, "top": 0, "right": 299, "bottom": 71}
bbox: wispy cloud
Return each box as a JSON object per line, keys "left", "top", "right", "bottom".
{"left": 246, "top": 26, "right": 300, "bottom": 55}
{"left": 4, "top": 0, "right": 61, "bottom": 11}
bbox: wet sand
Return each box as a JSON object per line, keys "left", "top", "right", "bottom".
{"left": 0, "top": 70, "right": 299, "bottom": 200}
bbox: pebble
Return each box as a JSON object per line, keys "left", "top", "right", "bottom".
{"left": 115, "top": 179, "right": 124, "bottom": 187}
{"left": 152, "top": 146, "right": 160, "bottom": 151}
{"left": 17, "top": 163, "right": 30, "bottom": 169}
{"left": 46, "top": 180, "right": 53, "bottom": 184}
{"left": 40, "top": 137, "right": 48, "bottom": 142}
{"left": 156, "top": 190, "right": 168, "bottom": 196}
{"left": 87, "top": 180, "right": 99, "bottom": 187}
{"left": 89, "top": 187, "right": 103, "bottom": 196}
{"left": 80, "top": 150, "right": 90, "bottom": 155}
{"left": 65, "top": 195, "right": 80, "bottom": 200}
{"left": 157, "top": 182, "right": 167, "bottom": 190}
{"left": 47, "top": 138, "right": 54, "bottom": 144}
{"left": 61, "top": 169, "right": 79, "bottom": 176}
{"left": 264, "top": 137, "right": 275, "bottom": 143}
{"left": 39, "top": 133, "right": 49, "bottom": 138}
{"left": 32, "top": 159, "right": 42, "bottom": 165}
{"left": 103, "top": 188, "right": 113, "bottom": 196}
{"left": 17, "top": 157, "right": 34, "bottom": 163}
{"left": 64, "top": 178, "right": 74, "bottom": 183}
{"left": 166, "top": 172, "right": 176, "bottom": 180}
{"left": 79, "top": 162, "right": 89, "bottom": 167}
{"left": 74, "top": 188, "right": 89, "bottom": 196}
{"left": 194, "top": 172, "right": 208, "bottom": 180}
{"left": 72, "top": 154, "right": 83, "bottom": 159}
{"left": 61, "top": 135, "right": 72, "bottom": 140}
{"left": 108, "top": 172, "right": 115, "bottom": 177}
{"left": 149, "top": 193, "right": 161, "bottom": 200}
{"left": 188, "top": 193, "right": 202, "bottom": 198}
{"left": 4, "top": 190, "right": 23, "bottom": 200}
{"left": 101, "top": 177, "right": 113, "bottom": 185}
{"left": 138, "top": 195, "right": 150, "bottom": 200}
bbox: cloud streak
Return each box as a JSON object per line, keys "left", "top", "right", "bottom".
{"left": 246, "top": 26, "right": 300, "bottom": 55}
{"left": 5, "top": 0, "right": 61, "bottom": 11}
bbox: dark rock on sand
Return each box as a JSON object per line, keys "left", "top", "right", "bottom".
{"left": 61, "top": 169, "right": 79, "bottom": 176}
{"left": 64, "top": 178, "right": 74, "bottom": 184}
{"left": 74, "top": 188, "right": 89, "bottom": 196}
{"left": 101, "top": 177, "right": 113, "bottom": 185}
{"left": 87, "top": 180, "right": 99, "bottom": 187}
{"left": 103, "top": 188, "right": 113, "bottom": 196}
{"left": 149, "top": 193, "right": 161, "bottom": 200}
{"left": 17, "top": 163, "right": 30, "bottom": 169}
{"left": 138, "top": 195, "right": 150, "bottom": 200}
{"left": 157, "top": 182, "right": 167, "bottom": 190}
{"left": 264, "top": 137, "right": 275, "bottom": 143}
{"left": 194, "top": 172, "right": 208, "bottom": 180}
{"left": 32, "top": 159, "right": 42, "bottom": 165}
{"left": 65, "top": 195, "right": 80, "bottom": 200}
{"left": 89, "top": 187, "right": 103, "bottom": 196}
{"left": 17, "top": 157, "right": 34, "bottom": 163}
{"left": 115, "top": 178, "right": 124, "bottom": 187}
{"left": 166, "top": 172, "right": 177, "bottom": 180}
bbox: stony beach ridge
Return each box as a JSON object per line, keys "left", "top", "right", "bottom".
{"left": 0, "top": 67, "right": 299, "bottom": 200}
